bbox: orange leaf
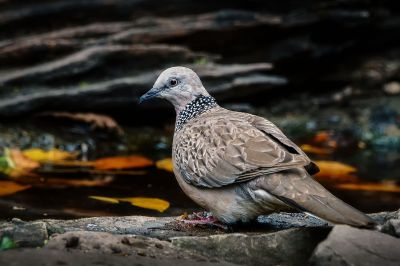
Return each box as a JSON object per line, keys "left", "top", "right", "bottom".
{"left": 0, "top": 181, "right": 31, "bottom": 197}
{"left": 336, "top": 183, "right": 400, "bottom": 193}
{"left": 314, "top": 160, "right": 358, "bottom": 182}
{"left": 8, "top": 149, "right": 40, "bottom": 171}
{"left": 300, "top": 144, "right": 333, "bottom": 155}
{"left": 93, "top": 155, "right": 153, "bottom": 170}
{"left": 313, "top": 131, "right": 330, "bottom": 143}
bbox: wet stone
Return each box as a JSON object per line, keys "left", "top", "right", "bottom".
{"left": 45, "top": 231, "right": 212, "bottom": 262}
{"left": 171, "top": 228, "right": 330, "bottom": 266}
{"left": 0, "top": 219, "right": 48, "bottom": 248}
{"left": 309, "top": 225, "right": 400, "bottom": 266}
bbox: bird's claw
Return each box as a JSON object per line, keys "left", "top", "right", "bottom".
{"left": 179, "top": 211, "right": 229, "bottom": 230}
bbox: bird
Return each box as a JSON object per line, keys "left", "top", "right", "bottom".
{"left": 140, "top": 66, "right": 376, "bottom": 228}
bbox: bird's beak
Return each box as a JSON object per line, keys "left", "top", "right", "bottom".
{"left": 139, "top": 87, "right": 160, "bottom": 104}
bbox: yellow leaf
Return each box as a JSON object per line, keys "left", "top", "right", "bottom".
{"left": 335, "top": 183, "right": 400, "bottom": 193}
{"left": 89, "top": 195, "right": 170, "bottom": 212}
{"left": 300, "top": 144, "right": 333, "bottom": 155}
{"left": 156, "top": 158, "right": 173, "bottom": 172}
{"left": 89, "top": 195, "right": 119, "bottom": 204}
{"left": 0, "top": 181, "right": 31, "bottom": 197}
{"left": 120, "top": 197, "right": 170, "bottom": 212}
{"left": 93, "top": 155, "right": 153, "bottom": 170}
{"left": 23, "top": 148, "right": 78, "bottom": 162}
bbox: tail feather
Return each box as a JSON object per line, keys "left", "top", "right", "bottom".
{"left": 255, "top": 168, "right": 376, "bottom": 228}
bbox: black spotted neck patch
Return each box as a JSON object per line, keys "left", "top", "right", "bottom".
{"left": 175, "top": 95, "right": 218, "bottom": 131}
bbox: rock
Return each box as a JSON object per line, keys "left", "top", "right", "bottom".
{"left": 45, "top": 231, "right": 220, "bottom": 263}
{"left": 171, "top": 228, "right": 330, "bottom": 266}
{"left": 0, "top": 219, "right": 48, "bottom": 248}
{"left": 309, "top": 225, "right": 400, "bottom": 266}
{"left": 0, "top": 210, "right": 399, "bottom": 265}
{"left": 0, "top": 62, "right": 281, "bottom": 117}
{"left": 371, "top": 209, "right": 400, "bottom": 238}
{"left": 0, "top": 249, "right": 235, "bottom": 266}
{"left": 369, "top": 209, "right": 400, "bottom": 225}
{"left": 44, "top": 215, "right": 230, "bottom": 240}
{"left": 0, "top": 2, "right": 399, "bottom": 117}
{"left": 257, "top": 212, "right": 329, "bottom": 229}
{"left": 44, "top": 212, "right": 330, "bottom": 240}
{"left": 381, "top": 219, "right": 400, "bottom": 238}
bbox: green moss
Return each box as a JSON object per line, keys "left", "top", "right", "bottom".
{"left": 0, "top": 236, "right": 17, "bottom": 250}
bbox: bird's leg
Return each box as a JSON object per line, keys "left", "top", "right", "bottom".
{"left": 179, "top": 211, "right": 229, "bottom": 230}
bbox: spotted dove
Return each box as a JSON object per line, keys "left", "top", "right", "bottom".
{"left": 140, "top": 66, "right": 376, "bottom": 228}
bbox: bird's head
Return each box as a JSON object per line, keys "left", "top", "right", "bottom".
{"left": 139, "top": 66, "right": 210, "bottom": 113}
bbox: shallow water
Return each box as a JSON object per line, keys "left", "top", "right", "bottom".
{"left": 0, "top": 100, "right": 399, "bottom": 220}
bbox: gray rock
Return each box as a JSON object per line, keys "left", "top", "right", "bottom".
{"left": 381, "top": 219, "right": 400, "bottom": 238}
{"left": 0, "top": 219, "right": 48, "bottom": 248}
{"left": 45, "top": 231, "right": 221, "bottom": 263}
{"left": 171, "top": 227, "right": 330, "bottom": 266}
{"left": 44, "top": 215, "right": 231, "bottom": 240}
{"left": 369, "top": 208, "right": 400, "bottom": 224}
{"left": 310, "top": 225, "right": 400, "bottom": 266}
{"left": 257, "top": 212, "right": 330, "bottom": 229}
{"left": 0, "top": 248, "right": 235, "bottom": 266}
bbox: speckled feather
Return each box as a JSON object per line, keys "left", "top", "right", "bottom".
{"left": 173, "top": 104, "right": 375, "bottom": 226}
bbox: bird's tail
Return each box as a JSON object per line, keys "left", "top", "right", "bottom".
{"left": 257, "top": 168, "right": 377, "bottom": 228}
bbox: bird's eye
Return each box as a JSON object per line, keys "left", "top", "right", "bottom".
{"left": 169, "top": 78, "right": 178, "bottom": 87}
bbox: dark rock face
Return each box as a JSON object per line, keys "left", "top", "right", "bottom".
{"left": 171, "top": 228, "right": 330, "bottom": 266}
{"left": 45, "top": 231, "right": 216, "bottom": 262}
{"left": 0, "top": 249, "right": 235, "bottom": 266}
{"left": 310, "top": 225, "right": 400, "bottom": 266}
{"left": 0, "top": 1, "right": 399, "bottom": 117}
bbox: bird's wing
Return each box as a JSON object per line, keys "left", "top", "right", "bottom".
{"left": 249, "top": 115, "right": 319, "bottom": 175}
{"left": 174, "top": 110, "right": 311, "bottom": 188}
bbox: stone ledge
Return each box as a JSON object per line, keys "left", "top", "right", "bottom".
{"left": 0, "top": 210, "right": 399, "bottom": 266}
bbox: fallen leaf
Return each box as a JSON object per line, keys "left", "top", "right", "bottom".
{"left": 89, "top": 195, "right": 119, "bottom": 204}
{"left": 8, "top": 148, "right": 40, "bottom": 171}
{"left": 314, "top": 160, "right": 358, "bottom": 182}
{"left": 0, "top": 236, "right": 17, "bottom": 250}
{"left": 0, "top": 181, "right": 31, "bottom": 197}
{"left": 93, "top": 155, "right": 153, "bottom": 170}
{"left": 124, "top": 197, "right": 170, "bottom": 212}
{"left": 336, "top": 183, "right": 400, "bottom": 193}
{"left": 300, "top": 144, "right": 333, "bottom": 155}
{"left": 313, "top": 131, "right": 330, "bottom": 143}
{"left": 23, "top": 148, "right": 78, "bottom": 162}
{"left": 156, "top": 158, "right": 173, "bottom": 172}
{"left": 1, "top": 148, "right": 40, "bottom": 178}
{"left": 89, "top": 196, "right": 170, "bottom": 212}
{"left": 38, "top": 112, "right": 124, "bottom": 134}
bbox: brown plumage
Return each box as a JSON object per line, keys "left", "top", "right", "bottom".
{"left": 140, "top": 66, "right": 376, "bottom": 228}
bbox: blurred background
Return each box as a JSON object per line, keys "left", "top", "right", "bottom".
{"left": 0, "top": 0, "right": 399, "bottom": 220}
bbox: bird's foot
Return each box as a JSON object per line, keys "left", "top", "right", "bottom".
{"left": 179, "top": 211, "right": 228, "bottom": 230}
